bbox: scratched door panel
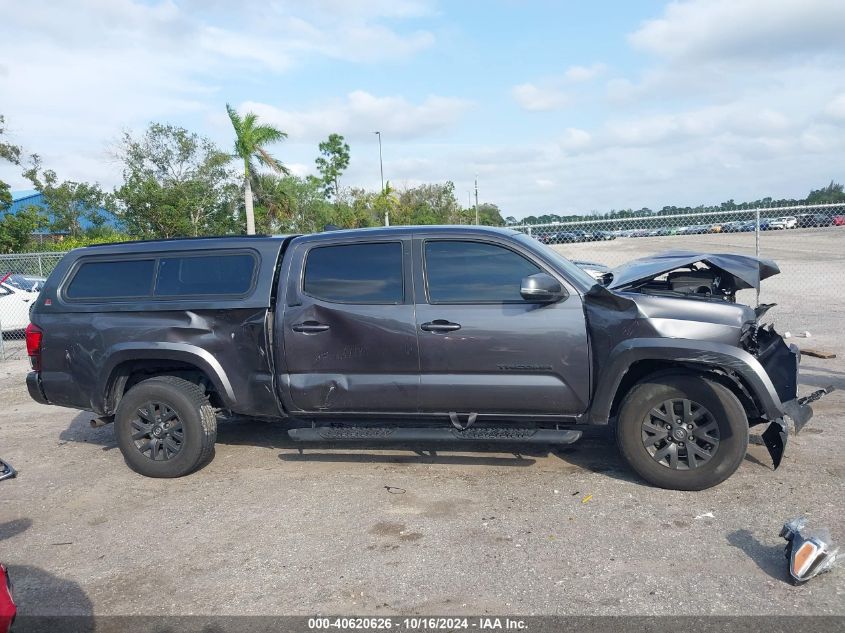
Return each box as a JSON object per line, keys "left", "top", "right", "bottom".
{"left": 283, "top": 302, "right": 419, "bottom": 412}
{"left": 279, "top": 238, "right": 419, "bottom": 414}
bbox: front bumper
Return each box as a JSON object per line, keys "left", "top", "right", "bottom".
{"left": 26, "top": 371, "right": 49, "bottom": 405}
{"left": 761, "top": 388, "right": 834, "bottom": 469}
{"left": 752, "top": 326, "right": 834, "bottom": 468}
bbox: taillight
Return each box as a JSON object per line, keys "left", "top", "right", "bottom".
{"left": 25, "top": 323, "right": 42, "bottom": 371}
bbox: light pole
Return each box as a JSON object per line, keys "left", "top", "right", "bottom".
{"left": 374, "top": 131, "right": 384, "bottom": 193}
{"left": 474, "top": 174, "right": 479, "bottom": 225}
{"left": 374, "top": 131, "right": 387, "bottom": 225}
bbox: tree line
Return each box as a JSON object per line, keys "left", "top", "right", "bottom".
{"left": 0, "top": 108, "right": 505, "bottom": 253}
{"left": 2, "top": 109, "right": 844, "bottom": 254}
{"left": 515, "top": 183, "right": 845, "bottom": 227}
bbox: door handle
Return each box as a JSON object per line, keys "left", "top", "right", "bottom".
{"left": 420, "top": 320, "right": 461, "bottom": 333}
{"left": 292, "top": 321, "right": 330, "bottom": 333}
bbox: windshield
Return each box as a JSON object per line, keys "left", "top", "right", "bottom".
{"left": 5, "top": 274, "right": 45, "bottom": 292}
{"left": 512, "top": 233, "right": 597, "bottom": 292}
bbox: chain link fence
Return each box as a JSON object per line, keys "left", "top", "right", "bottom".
{"left": 511, "top": 202, "right": 845, "bottom": 342}
{"left": 1, "top": 252, "right": 65, "bottom": 360}
{"left": 2, "top": 203, "right": 844, "bottom": 361}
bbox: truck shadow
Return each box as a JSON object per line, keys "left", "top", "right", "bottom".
{"left": 0, "top": 518, "right": 32, "bottom": 541}
{"left": 60, "top": 412, "right": 118, "bottom": 450}
{"left": 60, "top": 413, "right": 775, "bottom": 482}
{"left": 797, "top": 364, "right": 845, "bottom": 391}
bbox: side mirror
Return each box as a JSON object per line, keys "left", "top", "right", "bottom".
{"left": 520, "top": 273, "right": 566, "bottom": 302}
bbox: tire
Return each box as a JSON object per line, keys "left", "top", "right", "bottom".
{"left": 615, "top": 375, "right": 748, "bottom": 491}
{"left": 114, "top": 376, "right": 217, "bottom": 478}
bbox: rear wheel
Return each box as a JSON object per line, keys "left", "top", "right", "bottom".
{"left": 115, "top": 376, "right": 216, "bottom": 478}
{"left": 616, "top": 375, "right": 748, "bottom": 490}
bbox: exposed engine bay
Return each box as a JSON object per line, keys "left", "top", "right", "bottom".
{"left": 630, "top": 267, "right": 736, "bottom": 300}
{"left": 607, "top": 251, "right": 781, "bottom": 302}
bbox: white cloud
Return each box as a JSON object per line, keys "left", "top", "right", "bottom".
{"left": 629, "top": 0, "right": 845, "bottom": 62}
{"left": 824, "top": 94, "right": 845, "bottom": 121}
{"left": 238, "top": 91, "right": 472, "bottom": 142}
{"left": 513, "top": 62, "right": 605, "bottom": 111}
{"left": 0, "top": 0, "right": 440, "bottom": 189}
{"left": 3, "top": 0, "right": 844, "bottom": 220}
{"left": 599, "top": 104, "right": 792, "bottom": 149}
{"left": 511, "top": 83, "right": 570, "bottom": 112}
{"left": 286, "top": 163, "right": 313, "bottom": 178}
{"left": 564, "top": 63, "right": 607, "bottom": 82}
{"left": 559, "top": 128, "right": 592, "bottom": 152}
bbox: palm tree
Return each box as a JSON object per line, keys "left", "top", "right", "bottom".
{"left": 226, "top": 103, "right": 288, "bottom": 234}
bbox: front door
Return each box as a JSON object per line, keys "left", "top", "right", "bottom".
{"left": 279, "top": 237, "right": 419, "bottom": 414}
{"left": 414, "top": 237, "right": 590, "bottom": 416}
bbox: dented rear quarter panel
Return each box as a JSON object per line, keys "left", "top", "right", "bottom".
{"left": 29, "top": 237, "right": 287, "bottom": 417}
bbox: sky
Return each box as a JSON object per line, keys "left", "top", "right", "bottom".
{"left": 1, "top": 0, "right": 844, "bottom": 219}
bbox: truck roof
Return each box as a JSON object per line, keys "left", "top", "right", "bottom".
{"left": 77, "top": 225, "right": 521, "bottom": 253}
{"left": 313, "top": 225, "right": 520, "bottom": 238}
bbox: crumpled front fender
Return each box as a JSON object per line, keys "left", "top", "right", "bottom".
{"left": 588, "top": 338, "right": 788, "bottom": 425}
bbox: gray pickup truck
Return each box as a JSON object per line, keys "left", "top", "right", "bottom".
{"left": 25, "top": 226, "right": 825, "bottom": 489}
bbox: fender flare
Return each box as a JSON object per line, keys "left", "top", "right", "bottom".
{"left": 587, "top": 338, "right": 785, "bottom": 424}
{"left": 97, "top": 342, "right": 236, "bottom": 411}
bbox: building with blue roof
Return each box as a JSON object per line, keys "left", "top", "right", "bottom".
{"left": 3, "top": 190, "right": 118, "bottom": 235}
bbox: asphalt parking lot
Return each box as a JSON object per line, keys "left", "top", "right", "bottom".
{"left": 0, "top": 228, "right": 843, "bottom": 617}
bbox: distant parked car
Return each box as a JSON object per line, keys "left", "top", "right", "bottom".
{"left": 768, "top": 216, "right": 797, "bottom": 230}
{"left": 554, "top": 230, "right": 589, "bottom": 243}
{"left": 4, "top": 274, "right": 46, "bottom": 292}
{"left": 0, "top": 274, "right": 40, "bottom": 333}
{"left": 833, "top": 215, "right": 845, "bottom": 226}
{"left": 587, "top": 230, "right": 616, "bottom": 241}
{"left": 796, "top": 213, "right": 833, "bottom": 228}
{"left": 720, "top": 221, "right": 744, "bottom": 233}
{"left": 734, "top": 221, "right": 756, "bottom": 232}
{"left": 677, "top": 225, "right": 709, "bottom": 235}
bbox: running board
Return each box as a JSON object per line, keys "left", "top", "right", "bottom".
{"left": 287, "top": 426, "right": 582, "bottom": 444}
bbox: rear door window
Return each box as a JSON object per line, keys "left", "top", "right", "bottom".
{"left": 66, "top": 259, "right": 155, "bottom": 299}
{"left": 303, "top": 242, "right": 403, "bottom": 303}
{"left": 154, "top": 253, "right": 256, "bottom": 297}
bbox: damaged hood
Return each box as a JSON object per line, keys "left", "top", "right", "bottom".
{"left": 608, "top": 251, "right": 780, "bottom": 291}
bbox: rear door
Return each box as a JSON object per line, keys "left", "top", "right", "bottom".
{"left": 413, "top": 236, "right": 590, "bottom": 416}
{"left": 278, "top": 236, "right": 419, "bottom": 414}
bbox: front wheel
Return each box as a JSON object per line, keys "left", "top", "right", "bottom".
{"left": 616, "top": 375, "right": 748, "bottom": 490}
{"left": 115, "top": 376, "right": 217, "bottom": 478}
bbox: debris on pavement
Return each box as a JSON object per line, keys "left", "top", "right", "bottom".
{"left": 780, "top": 517, "right": 839, "bottom": 584}
{"left": 581, "top": 494, "right": 593, "bottom": 504}
{"left": 695, "top": 512, "right": 715, "bottom": 520}
{"left": 384, "top": 486, "right": 406, "bottom": 495}
{"left": 801, "top": 348, "right": 837, "bottom": 359}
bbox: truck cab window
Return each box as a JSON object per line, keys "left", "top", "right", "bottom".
{"left": 424, "top": 240, "right": 540, "bottom": 303}
{"left": 303, "top": 242, "right": 403, "bottom": 304}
